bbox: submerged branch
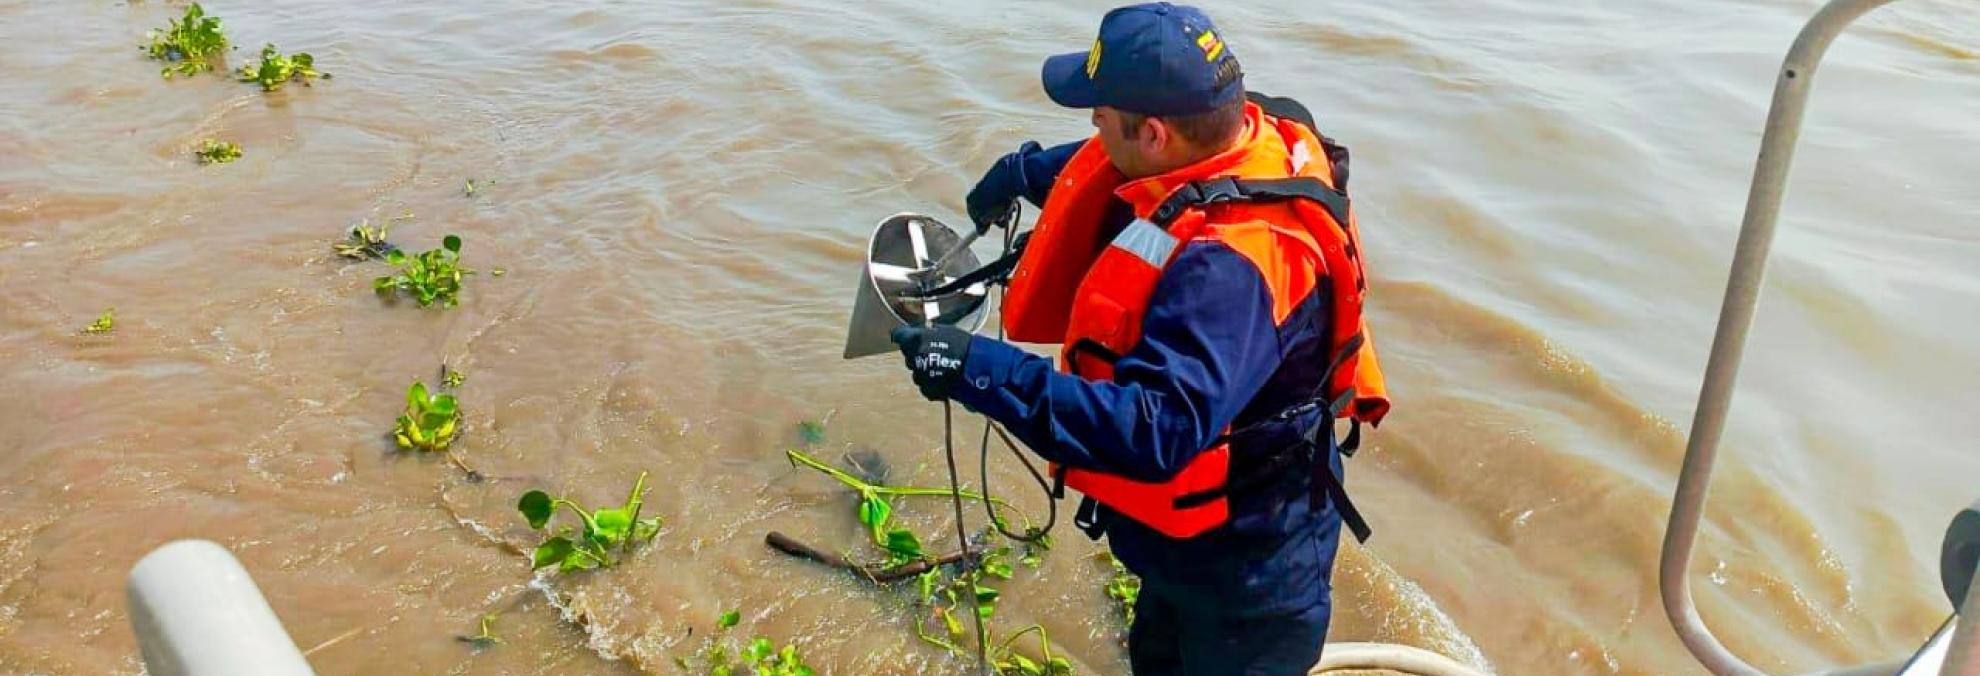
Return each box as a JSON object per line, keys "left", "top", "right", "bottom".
{"left": 764, "top": 531, "right": 968, "bottom": 583}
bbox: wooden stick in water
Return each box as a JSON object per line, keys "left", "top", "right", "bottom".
{"left": 764, "top": 531, "right": 968, "bottom": 583}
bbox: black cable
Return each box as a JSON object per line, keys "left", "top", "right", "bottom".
{"left": 939, "top": 400, "right": 990, "bottom": 674}
{"left": 970, "top": 202, "right": 1059, "bottom": 544}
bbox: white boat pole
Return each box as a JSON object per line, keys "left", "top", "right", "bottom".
{"left": 126, "top": 539, "right": 315, "bottom": 676}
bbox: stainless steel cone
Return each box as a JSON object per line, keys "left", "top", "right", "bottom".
{"left": 843, "top": 213, "right": 989, "bottom": 359}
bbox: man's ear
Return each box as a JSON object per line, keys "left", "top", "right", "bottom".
{"left": 1141, "top": 115, "right": 1172, "bottom": 152}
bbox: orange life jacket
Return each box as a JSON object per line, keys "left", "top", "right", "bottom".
{"left": 1001, "top": 97, "right": 1390, "bottom": 540}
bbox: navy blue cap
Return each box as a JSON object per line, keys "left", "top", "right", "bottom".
{"left": 1041, "top": 3, "right": 1243, "bottom": 116}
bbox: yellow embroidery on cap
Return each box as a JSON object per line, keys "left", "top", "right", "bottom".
{"left": 1085, "top": 38, "right": 1102, "bottom": 78}
{"left": 1196, "top": 30, "right": 1224, "bottom": 62}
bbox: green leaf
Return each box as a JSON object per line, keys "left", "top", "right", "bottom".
{"left": 857, "top": 494, "right": 890, "bottom": 535}
{"left": 560, "top": 548, "right": 604, "bottom": 572}
{"left": 517, "top": 491, "right": 554, "bottom": 529}
{"left": 420, "top": 410, "right": 453, "bottom": 433}
{"left": 882, "top": 528, "right": 922, "bottom": 561}
{"left": 915, "top": 569, "right": 939, "bottom": 604}
{"left": 983, "top": 547, "right": 1013, "bottom": 579}
{"left": 717, "top": 609, "right": 740, "bottom": 630}
{"left": 974, "top": 585, "right": 1000, "bottom": 604}
{"left": 530, "top": 536, "right": 575, "bottom": 569}
{"left": 744, "top": 638, "right": 773, "bottom": 663}
{"left": 407, "top": 380, "right": 428, "bottom": 410}
{"left": 385, "top": 249, "right": 408, "bottom": 266}
{"left": 592, "top": 508, "right": 632, "bottom": 545}
{"left": 1047, "top": 657, "right": 1074, "bottom": 675}
{"left": 430, "top": 419, "right": 457, "bottom": 450}
{"left": 443, "top": 234, "right": 462, "bottom": 253}
{"left": 940, "top": 607, "right": 963, "bottom": 637}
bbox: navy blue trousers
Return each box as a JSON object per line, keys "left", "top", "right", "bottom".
{"left": 1126, "top": 586, "right": 1331, "bottom": 676}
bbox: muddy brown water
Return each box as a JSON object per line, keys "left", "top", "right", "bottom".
{"left": 2, "top": 0, "right": 1977, "bottom": 674}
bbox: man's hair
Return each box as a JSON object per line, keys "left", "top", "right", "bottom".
{"left": 1116, "top": 59, "right": 1247, "bottom": 149}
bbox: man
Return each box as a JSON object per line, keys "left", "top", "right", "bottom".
{"left": 889, "top": 4, "right": 1391, "bottom": 674}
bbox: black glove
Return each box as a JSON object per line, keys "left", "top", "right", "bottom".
{"left": 889, "top": 324, "right": 972, "bottom": 401}
{"left": 965, "top": 141, "right": 1042, "bottom": 235}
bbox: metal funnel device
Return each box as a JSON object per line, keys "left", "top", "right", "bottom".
{"left": 843, "top": 213, "right": 989, "bottom": 359}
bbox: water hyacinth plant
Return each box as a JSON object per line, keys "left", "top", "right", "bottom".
{"left": 239, "top": 43, "right": 327, "bottom": 91}
{"left": 393, "top": 379, "right": 459, "bottom": 453}
{"left": 1097, "top": 552, "right": 1141, "bottom": 626}
{"left": 684, "top": 610, "right": 816, "bottom": 676}
{"left": 194, "top": 140, "right": 242, "bottom": 165}
{"left": 143, "top": 3, "right": 229, "bottom": 78}
{"left": 783, "top": 445, "right": 1070, "bottom": 674}
{"left": 517, "top": 472, "right": 662, "bottom": 573}
{"left": 335, "top": 217, "right": 397, "bottom": 260}
{"left": 374, "top": 235, "right": 467, "bottom": 307}
{"left": 80, "top": 308, "right": 115, "bottom": 335}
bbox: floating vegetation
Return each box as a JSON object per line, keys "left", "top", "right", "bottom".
{"left": 194, "top": 140, "right": 242, "bottom": 165}
{"left": 334, "top": 217, "right": 402, "bottom": 260}
{"left": 142, "top": 3, "right": 229, "bottom": 79}
{"left": 238, "top": 43, "right": 327, "bottom": 91}
{"left": 464, "top": 178, "right": 477, "bottom": 198}
{"left": 80, "top": 308, "right": 116, "bottom": 335}
{"left": 374, "top": 235, "right": 467, "bottom": 308}
{"left": 679, "top": 610, "right": 816, "bottom": 676}
{"left": 393, "top": 379, "right": 459, "bottom": 453}
{"left": 1097, "top": 552, "right": 1141, "bottom": 627}
{"left": 441, "top": 363, "right": 466, "bottom": 390}
{"left": 454, "top": 614, "right": 501, "bottom": 649}
{"left": 780, "top": 448, "right": 1069, "bottom": 674}
{"left": 517, "top": 471, "right": 662, "bottom": 573}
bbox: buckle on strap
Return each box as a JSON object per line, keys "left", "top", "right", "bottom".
{"left": 1074, "top": 497, "right": 1107, "bottom": 541}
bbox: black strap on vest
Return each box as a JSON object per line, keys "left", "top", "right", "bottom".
{"left": 1147, "top": 176, "right": 1349, "bottom": 232}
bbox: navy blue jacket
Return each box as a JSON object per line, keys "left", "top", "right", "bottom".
{"left": 951, "top": 142, "right": 1343, "bottom": 617}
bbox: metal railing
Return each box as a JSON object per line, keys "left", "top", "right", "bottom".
{"left": 1658, "top": 1, "right": 1979, "bottom": 675}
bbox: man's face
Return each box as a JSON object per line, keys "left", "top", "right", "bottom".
{"left": 1092, "top": 106, "right": 1155, "bottom": 178}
